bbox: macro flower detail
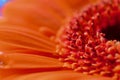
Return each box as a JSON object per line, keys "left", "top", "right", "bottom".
{"left": 0, "top": 0, "right": 120, "bottom": 80}
{"left": 57, "top": 0, "right": 120, "bottom": 78}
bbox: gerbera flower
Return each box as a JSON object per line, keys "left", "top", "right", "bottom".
{"left": 0, "top": 0, "right": 120, "bottom": 80}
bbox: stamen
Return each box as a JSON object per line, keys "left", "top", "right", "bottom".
{"left": 57, "top": 0, "right": 120, "bottom": 78}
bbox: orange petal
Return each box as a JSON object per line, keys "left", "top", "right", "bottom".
{"left": 0, "top": 68, "right": 62, "bottom": 79}
{"left": 2, "top": 0, "right": 66, "bottom": 30}
{"left": 64, "top": 0, "right": 98, "bottom": 11}
{"left": 0, "top": 22, "right": 57, "bottom": 57}
{"left": 1, "top": 70, "right": 113, "bottom": 80}
{"left": 2, "top": 0, "right": 99, "bottom": 31}
{"left": 0, "top": 53, "right": 63, "bottom": 69}
{"left": 1, "top": 0, "right": 100, "bottom": 37}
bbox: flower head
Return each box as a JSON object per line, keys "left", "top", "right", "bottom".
{"left": 0, "top": 0, "right": 120, "bottom": 80}
{"left": 58, "top": 0, "right": 120, "bottom": 78}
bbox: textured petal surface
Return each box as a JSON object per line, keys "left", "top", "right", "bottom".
{"left": 64, "top": 0, "right": 98, "bottom": 10}
{"left": 3, "top": 0, "right": 67, "bottom": 30}
{"left": 2, "top": 0, "right": 98, "bottom": 31}
{"left": 0, "top": 21, "right": 57, "bottom": 57}
{"left": 0, "top": 53, "right": 63, "bottom": 69}
{"left": 1, "top": 70, "right": 113, "bottom": 80}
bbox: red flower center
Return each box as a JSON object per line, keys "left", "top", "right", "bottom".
{"left": 102, "top": 20, "right": 120, "bottom": 41}
{"left": 57, "top": 0, "right": 120, "bottom": 78}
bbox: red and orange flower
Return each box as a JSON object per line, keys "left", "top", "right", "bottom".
{"left": 0, "top": 0, "right": 120, "bottom": 80}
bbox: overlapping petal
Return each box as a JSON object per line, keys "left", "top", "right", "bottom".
{"left": 0, "top": 53, "right": 63, "bottom": 80}
{"left": 2, "top": 0, "right": 98, "bottom": 31}
{"left": 1, "top": 70, "right": 113, "bottom": 80}
{"left": 0, "top": 53, "right": 63, "bottom": 69}
{"left": 0, "top": 21, "right": 58, "bottom": 57}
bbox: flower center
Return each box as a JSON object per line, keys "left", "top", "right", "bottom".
{"left": 102, "top": 23, "right": 120, "bottom": 41}
{"left": 57, "top": 0, "right": 120, "bottom": 78}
